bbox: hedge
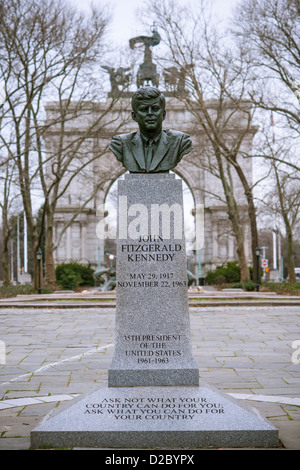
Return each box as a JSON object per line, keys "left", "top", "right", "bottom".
{"left": 55, "top": 262, "right": 95, "bottom": 290}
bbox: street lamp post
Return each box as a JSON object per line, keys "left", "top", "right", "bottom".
{"left": 36, "top": 249, "right": 42, "bottom": 294}
{"left": 255, "top": 247, "right": 261, "bottom": 292}
{"left": 198, "top": 247, "right": 204, "bottom": 286}
{"left": 109, "top": 254, "right": 114, "bottom": 268}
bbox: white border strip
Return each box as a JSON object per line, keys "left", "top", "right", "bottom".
{"left": 1, "top": 392, "right": 299, "bottom": 411}
{"left": 0, "top": 394, "right": 80, "bottom": 410}
{"left": 0, "top": 343, "right": 114, "bottom": 389}
{"left": 229, "top": 393, "right": 300, "bottom": 407}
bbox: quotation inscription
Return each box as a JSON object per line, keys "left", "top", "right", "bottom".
{"left": 84, "top": 397, "right": 225, "bottom": 420}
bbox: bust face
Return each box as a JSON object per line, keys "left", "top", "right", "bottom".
{"left": 132, "top": 97, "right": 166, "bottom": 137}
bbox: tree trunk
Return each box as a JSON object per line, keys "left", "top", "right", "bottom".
{"left": 273, "top": 163, "right": 296, "bottom": 283}
{"left": 45, "top": 209, "right": 57, "bottom": 289}
{"left": 286, "top": 227, "right": 296, "bottom": 283}
{"left": 233, "top": 221, "right": 250, "bottom": 283}
{"left": 1, "top": 207, "right": 11, "bottom": 287}
{"left": 231, "top": 162, "right": 260, "bottom": 283}
{"left": 215, "top": 152, "right": 250, "bottom": 282}
{"left": 225, "top": 197, "right": 250, "bottom": 282}
{"left": 2, "top": 240, "right": 10, "bottom": 286}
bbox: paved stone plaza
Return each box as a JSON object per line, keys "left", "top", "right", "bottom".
{"left": 0, "top": 302, "right": 299, "bottom": 449}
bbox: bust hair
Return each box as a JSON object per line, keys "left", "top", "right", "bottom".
{"left": 131, "top": 87, "right": 166, "bottom": 111}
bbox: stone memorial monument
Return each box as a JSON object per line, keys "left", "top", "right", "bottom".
{"left": 31, "top": 79, "right": 278, "bottom": 448}
{"left": 107, "top": 87, "right": 198, "bottom": 388}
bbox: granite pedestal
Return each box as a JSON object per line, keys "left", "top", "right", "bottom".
{"left": 108, "top": 174, "right": 199, "bottom": 387}
{"left": 31, "top": 381, "right": 278, "bottom": 449}
{"left": 31, "top": 174, "right": 278, "bottom": 449}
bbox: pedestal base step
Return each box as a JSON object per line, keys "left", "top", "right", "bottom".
{"left": 31, "top": 382, "right": 278, "bottom": 449}
{"left": 108, "top": 366, "right": 199, "bottom": 387}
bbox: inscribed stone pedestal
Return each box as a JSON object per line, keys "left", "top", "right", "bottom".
{"left": 31, "top": 382, "right": 278, "bottom": 449}
{"left": 30, "top": 175, "right": 278, "bottom": 449}
{"left": 108, "top": 173, "right": 199, "bottom": 386}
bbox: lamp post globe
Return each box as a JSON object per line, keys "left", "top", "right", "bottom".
{"left": 255, "top": 247, "right": 261, "bottom": 292}
{"left": 36, "top": 249, "right": 42, "bottom": 294}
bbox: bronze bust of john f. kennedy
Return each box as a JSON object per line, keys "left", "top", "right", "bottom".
{"left": 109, "top": 87, "right": 192, "bottom": 173}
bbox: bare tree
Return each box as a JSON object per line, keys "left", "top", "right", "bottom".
{"left": 273, "top": 166, "right": 300, "bottom": 282}
{"left": 35, "top": 95, "right": 129, "bottom": 287}
{"left": 233, "top": 0, "right": 300, "bottom": 280}
{"left": 0, "top": 0, "right": 129, "bottom": 288}
{"left": 189, "top": 139, "right": 251, "bottom": 281}
{"left": 142, "top": 0, "right": 260, "bottom": 281}
{"left": 233, "top": 0, "right": 300, "bottom": 133}
{"left": 0, "top": 157, "right": 19, "bottom": 286}
{"left": 257, "top": 135, "right": 300, "bottom": 282}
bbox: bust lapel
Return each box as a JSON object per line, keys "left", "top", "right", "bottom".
{"left": 130, "top": 132, "right": 146, "bottom": 171}
{"left": 149, "top": 130, "right": 171, "bottom": 171}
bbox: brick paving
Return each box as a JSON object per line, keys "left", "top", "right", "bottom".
{"left": 0, "top": 304, "right": 299, "bottom": 450}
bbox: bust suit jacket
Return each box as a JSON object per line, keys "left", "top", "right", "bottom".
{"left": 109, "top": 129, "right": 192, "bottom": 173}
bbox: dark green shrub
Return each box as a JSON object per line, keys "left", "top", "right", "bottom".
{"left": 231, "top": 283, "right": 243, "bottom": 289}
{"left": 0, "top": 284, "right": 35, "bottom": 298}
{"left": 261, "top": 282, "right": 300, "bottom": 295}
{"left": 76, "top": 264, "right": 95, "bottom": 286}
{"left": 205, "top": 262, "right": 241, "bottom": 285}
{"left": 55, "top": 262, "right": 95, "bottom": 290}
{"left": 242, "top": 280, "right": 256, "bottom": 291}
{"left": 213, "top": 275, "right": 227, "bottom": 285}
{"left": 57, "top": 268, "right": 81, "bottom": 290}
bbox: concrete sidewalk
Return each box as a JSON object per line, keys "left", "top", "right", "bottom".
{"left": 0, "top": 304, "right": 299, "bottom": 450}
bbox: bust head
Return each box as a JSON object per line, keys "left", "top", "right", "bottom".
{"left": 131, "top": 87, "right": 166, "bottom": 138}
{"left": 131, "top": 87, "right": 166, "bottom": 112}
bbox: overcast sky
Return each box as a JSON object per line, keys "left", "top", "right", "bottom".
{"left": 70, "top": 0, "right": 241, "bottom": 222}
{"left": 71, "top": 0, "right": 239, "bottom": 46}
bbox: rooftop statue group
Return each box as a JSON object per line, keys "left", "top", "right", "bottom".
{"left": 102, "top": 24, "right": 190, "bottom": 96}
{"left": 129, "top": 24, "right": 161, "bottom": 89}
{"left": 106, "top": 25, "right": 192, "bottom": 173}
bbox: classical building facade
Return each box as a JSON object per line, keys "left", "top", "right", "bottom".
{"left": 44, "top": 24, "right": 258, "bottom": 278}
{"left": 45, "top": 94, "right": 256, "bottom": 278}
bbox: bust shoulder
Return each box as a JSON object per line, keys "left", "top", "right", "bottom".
{"left": 111, "top": 132, "right": 136, "bottom": 143}
{"left": 164, "top": 129, "right": 191, "bottom": 140}
{"left": 164, "top": 129, "right": 193, "bottom": 156}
